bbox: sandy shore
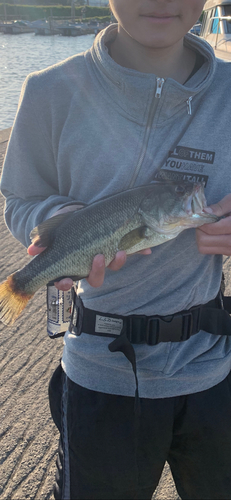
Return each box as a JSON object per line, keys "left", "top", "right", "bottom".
{"left": 0, "top": 128, "right": 229, "bottom": 500}
{"left": 0, "top": 129, "right": 64, "bottom": 499}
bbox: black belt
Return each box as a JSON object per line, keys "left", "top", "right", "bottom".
{"left": 69, "top": 290, "right": 231, "bottom": 414}
{"left": 69, "top": 291, "right": 231, "bottom": 345}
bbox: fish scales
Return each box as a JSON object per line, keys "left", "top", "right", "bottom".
{"left": 12, "top": 187, "right": 147, "bottom": 294}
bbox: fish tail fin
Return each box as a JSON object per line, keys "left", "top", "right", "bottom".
{"left": 0, "top": 274, "right": 34, "bottom": 326}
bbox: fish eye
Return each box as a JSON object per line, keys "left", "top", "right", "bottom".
{"left": 175, "top": 184, "right": 185, "bottom": 194}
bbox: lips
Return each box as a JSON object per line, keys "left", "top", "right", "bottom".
{"left": 140, "top": 12, "right": 176, "bottom": 19}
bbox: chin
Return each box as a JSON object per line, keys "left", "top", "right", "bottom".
{"left": 131, "top": 35, "right": 182, "bottom": 50}
{"left": 125, "top": 26, "right": 183, "bottom": 49}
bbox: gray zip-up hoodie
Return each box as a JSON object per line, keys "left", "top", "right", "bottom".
{"left": 1, "top": 25, "right": 231, "bottom": 398}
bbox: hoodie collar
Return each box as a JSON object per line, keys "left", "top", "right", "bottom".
{"left": 88, "top": 24, "right": 217, "bottom": 124}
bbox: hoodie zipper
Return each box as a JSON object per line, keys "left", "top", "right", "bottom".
{"left": 187, "top": 96, "right": 193, "bottom": 115}
{"left": 129, "top": 77, "right": 165, "bottom": 188}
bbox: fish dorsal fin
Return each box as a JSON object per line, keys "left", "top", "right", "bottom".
{"left": 30, "top": 212, "right": 73, "bottom": 247}
{"left": 118, "top": 227, "right": 148, "bottom": 251}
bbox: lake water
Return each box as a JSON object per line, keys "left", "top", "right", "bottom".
{"left": 0, "top": 32, "right": 95, "bottom": 130}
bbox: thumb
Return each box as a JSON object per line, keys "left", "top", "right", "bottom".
{"left": 204, "top": 194, "right": 231, "bottom": 218}
{"left": 27, "top": 243, "right": 47, "bottom": 256}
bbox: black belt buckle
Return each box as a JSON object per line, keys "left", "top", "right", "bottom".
{"left": 180, "top": 311, "right": 193, "bottom": 341}
{"left": 146, "top": 311, "right": 193, "bottom": 345}
{"left": 125, "top": 315, "right": 147, "bottom": 344}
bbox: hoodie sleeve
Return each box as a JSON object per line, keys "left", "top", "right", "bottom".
{"left": 0, "top": 74, "right": 75, "bottom": 248}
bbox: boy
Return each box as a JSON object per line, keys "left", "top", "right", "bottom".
{"left": 2, "top": 1, "right": 231, "bottom": 498}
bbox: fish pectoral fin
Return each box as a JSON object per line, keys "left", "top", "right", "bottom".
{"left": 30, "top": 212, "right": 73, "bottom": 247}
{"left": 118, "top": 227, "right": 148, "bottom": 251}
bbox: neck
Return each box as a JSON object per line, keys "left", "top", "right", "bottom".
{"left": 109, "top": 26, "right": 196, "bottom": 85}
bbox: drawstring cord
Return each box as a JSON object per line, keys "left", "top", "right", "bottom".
{"left": 108, "top": 325, "right": 141, "bottom": 418}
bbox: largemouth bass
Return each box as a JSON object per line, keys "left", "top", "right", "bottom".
{"left": 0, "top": 181, "right": 218, "bottom": 325}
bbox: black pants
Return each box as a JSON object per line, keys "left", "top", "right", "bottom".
{"left": 49, "top": 364, "right": 231, "bottom": 500}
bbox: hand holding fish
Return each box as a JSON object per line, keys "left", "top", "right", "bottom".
{"left": 196, "top": 194, "right": 231, "bottom": 255}
{"left": 54, "top": 249, "right": 151, "bottom": 289}
{"left": 28, "top": 239, "right": 151, "bottom": 290}
{"left": 28, "top": 245, "right": 128, "bottom": 289}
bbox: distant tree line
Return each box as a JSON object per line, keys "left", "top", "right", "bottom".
{"left": 0, "top": 0, "right": 108, "bottom": 6}
{"left": 0, "top": 3, "right": 111, "bottom": 20}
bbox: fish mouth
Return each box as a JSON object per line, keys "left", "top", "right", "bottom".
{"left": 183, "top": 183, "right": 206, "bottom": 216}
{"left": 159, "top": 183, "right": 210, "bottom": 233}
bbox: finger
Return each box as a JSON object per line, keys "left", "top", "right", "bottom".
{"left": 108, "top": 249, "right": 152, "bottom": 268}
{"left": 197, "top": 245, "right": 231, "bottom": 256}
{"left": 196, "top": 230, "right": 231, "bottom": 255}
{"left": 136, "top": 248, "right": 152, "bottom": 255}
{"left": 107, "top": 251, "right": 127, "bottom": 271}
{"left": 196, "top": 215, "right": 231, "bottom": 236}
{"left": 54, "top": 278, "right": 73, "bottom": 291}
{"left": 204, "top": 194, "right": 231, "bottom": 218}
{"left": 27, "top": 243, "right": 47, "bottom": 256}
{"left": 87, "top": 254, "right": 105, "bottom": 288}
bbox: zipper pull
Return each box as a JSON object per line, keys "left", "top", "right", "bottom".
{"left": 187, "top": 96, "right": 193, "bottom": 115}
{"left": 155, "top": 77, "right": 165, "bottom": 99}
